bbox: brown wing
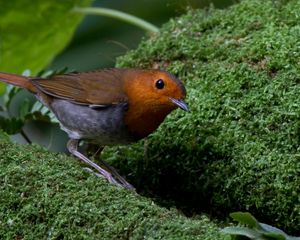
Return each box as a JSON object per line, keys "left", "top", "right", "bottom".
{"left": 31, "top": 69, "right": 128, "bottom": 105}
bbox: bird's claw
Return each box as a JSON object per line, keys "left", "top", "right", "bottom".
{"left": 83, "top": 167, "right": 135, "bottom": 191}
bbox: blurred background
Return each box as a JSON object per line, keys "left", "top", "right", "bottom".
{"left": 1, "top": 0, "right": 235, "bottom": 151}
{"left": 51, "top": 0, "right": 235, "bottom": 71}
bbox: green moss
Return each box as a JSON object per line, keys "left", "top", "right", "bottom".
{"left": 113, "top": 0, "right": 300, "bottom": 234}
{"left": 0, "top": 135, "right": 226, "bottom": 239}
{"left": 2, "top": 0, "right": 300, "bottom": 237}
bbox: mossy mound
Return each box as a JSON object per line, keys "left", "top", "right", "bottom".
{"left": 112, "top": 0, "right": 300, "bottom": 234}
{"left": 0, "top": 132, "right": 226, "bottom": 239}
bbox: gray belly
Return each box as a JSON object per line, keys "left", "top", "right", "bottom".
{"left": 50, "top": 99, "right": 135, "bottom": 145}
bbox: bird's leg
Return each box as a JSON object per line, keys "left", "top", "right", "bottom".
{"left": 89, "top": 144, "right": 135, "bottom": 190}
{"left": 67, "top": 139, "right": 121, "bottom": 187}
{"left": 99, "top": 158, "right": 135, "bottom": 190}
{"left": 67, "top": 139, "right": 135, "bottom": 190}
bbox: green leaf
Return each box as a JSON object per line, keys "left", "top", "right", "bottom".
{"left": 259, "top": 223, "right": 288, "bottom": 237}
{"left": 0, "top": 83, "right": 6, "bottom": 96}
{"left": 0, "top": 0, "right": 92, "bottom": 75}
{"left": 224, "top": 213, "right": 300, "bottom": 240}
{"left": 230, "top": 212, "right": 261, "bottom": 229}
{"left": 221, "top": 227, "right": 261, "bottom": 239}
{"left": 37, "top": 67, "right": 71, "bottom": 78}
{"left": 19, "top": 99, "right": 30, "bottom": 120}
{"left": 262, "top": 232, "right": 286, "bottom": 240}
{"left": 29, "top": 101, "right": 58, "bottom": 123}
{"left": 73, "top": 7, "right": 159, "bottom": 33}
{"left": 3, "top": 85, "right": 21, "bottom": 110}
{"left": 260, "top": 223, "right": 300, "bottom": 240}
{"left": 0, "top": 116, "right": 24, "bottom": 135}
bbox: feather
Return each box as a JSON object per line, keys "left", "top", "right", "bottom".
{"left": 31, "top": 69, "right": 129, "bottom": 106}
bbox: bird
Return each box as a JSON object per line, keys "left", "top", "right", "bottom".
{"left": 0, "top": 68, "right": 188, "bottom": 190}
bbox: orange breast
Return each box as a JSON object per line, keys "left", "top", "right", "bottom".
{"left": 124, "top": 102, "right": 175, "bottom": 139}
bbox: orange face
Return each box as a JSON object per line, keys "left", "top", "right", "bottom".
{"left": 124, "top": 69, "right": 187, "bottom": 112}
{"left": 123, "top": 69, "right": 188, "bottom": 139}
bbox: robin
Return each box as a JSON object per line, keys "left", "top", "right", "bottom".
{"left": 0, "top": 69, "right": 188, "bottom": 190}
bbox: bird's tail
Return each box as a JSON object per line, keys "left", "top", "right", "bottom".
{"left": 0, "top": 72, "right": 37, "bottom": 93}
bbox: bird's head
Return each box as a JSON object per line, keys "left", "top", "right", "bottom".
{"left": 124, "top": 69, "right": 188, "bottom": 112}
{"left": 123, "top": 69, "right": 188, "bottom": 139}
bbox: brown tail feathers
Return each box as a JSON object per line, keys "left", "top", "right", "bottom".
{"left": 0, "top": 72, "right": 37, "bottom": 93}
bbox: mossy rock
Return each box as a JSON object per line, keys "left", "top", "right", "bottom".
{"left": 1, "top": 0, "right": 300, "bottom": 237}
{"left": 111, "top": 0, "right": 300, "bottom": 234}
{"left": 0, "top": 132, "right": 226, "bottom": 239}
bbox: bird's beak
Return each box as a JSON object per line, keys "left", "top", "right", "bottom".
{"left": 170, "top": 98, "right": 189, "bottom": 111}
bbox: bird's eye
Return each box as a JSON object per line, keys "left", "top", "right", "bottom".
{"left": 155, "top": 79, "right": 165, "bottom": 89}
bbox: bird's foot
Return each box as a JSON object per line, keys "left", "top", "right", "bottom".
{"left": 83, "top": 167, "right": 135, "bottom": 190}
{"left": 99, "top": 159, "right": 135, "bottom": 190}
{"left": 67, "top": 139, "right": 135, "bottom": 190}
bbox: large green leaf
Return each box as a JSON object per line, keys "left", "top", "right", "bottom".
{"left": 222, "top": 212, "right": 300, "bottom": 240}
{"left": 0, "top": 0, "right": 91, "bottom": 75}
{"left": 0, "top": 83, "right": 5, "bottom": 95}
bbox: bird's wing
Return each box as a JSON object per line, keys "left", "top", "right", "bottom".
{"left": 31, "top": 69, "right": 128, "bottom": 105}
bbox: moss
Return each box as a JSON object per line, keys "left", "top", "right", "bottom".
{"left": 0, "top": 133, "right": 226, "bottom": 239}
{"left": 2, "top": 0, "right": 300, "bottom": 237}
{"left": 113, "top": 0, "right": 300, "bottom": 234}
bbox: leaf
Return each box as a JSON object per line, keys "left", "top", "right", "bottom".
{"left": 230, "top": 212, "right": 261, "bottom": 229}
{"left": 260, "top": 224, "right": 300, "bottom": 240}
{"left": 0, "top": 116, "right": 24, "bottom": 135}
{"left": 259, "top": 223, "right": 288, "bottom": 237}
{"left": 19, "top": 99, "right": 30, "bottom": 120}
{"left": 3, "top": 85, "right": 21, "bottom": 110}
{"left": 224, "top": 213, "right": 300, "bottom": 240}
{"left": 29, "top": 101, "right": 58, "bottom": 123}
{"left": 262, "top": 232, "right": 286, "bottom": 240}
{"left": 37, "top": 67, "right": 71, "bottom": 78}
{"left": 73, "top": 7, "right": 159, "bottom": 33}
{"left": 221, "top": 227, "right": 261, "bottom": 239}
{"left": 0, "top": 83, "right": 6, "bottom": 96}
{"left": 0, "top": 0, "right": 92, "bottom": 75}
